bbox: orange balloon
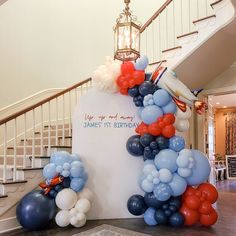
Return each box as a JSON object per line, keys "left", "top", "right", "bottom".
{"left": 135, "top": 122, "right": 148, "bottom": 135}
{"left": 198, "top": 183, "right": 218, "bottom": 204}
{"left": 185, "top": 195, "right": 201, "bottom": 210}
{"left": 200, "top": 209, "right": 218, "bottom": 226}
{"left": 162, "top": 125, "right": 175, "bottom": 138}
{"left": 148, "top": 123, "right": 161, "bottom": 136}
{"left": 198, "top": 201, "right": 214, "bottom": 215}
{"left": 180, "top": 205, "right": 200, "bottom": 226}
{"left": 163, "top": 113, "right": 175, "bottom": 125}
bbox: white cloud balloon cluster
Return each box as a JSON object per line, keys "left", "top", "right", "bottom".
{"left": 174, "top": 106, "right": 191, "bottom": 132}
{"left": 55, "top": 188, "right": 93, "bottom": 228}
{"left": 92, "top": 56, "right": 121, "bottom": 93}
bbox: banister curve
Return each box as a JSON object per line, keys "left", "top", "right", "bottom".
{"left": 0, "top": 78, "right": 92, "bottom": 125}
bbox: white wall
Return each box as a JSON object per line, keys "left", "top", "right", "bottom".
{"left": 0, "top": 0, "right": 167, "bottom": 109}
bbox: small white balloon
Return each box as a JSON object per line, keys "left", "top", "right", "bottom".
{"left": 78, "top": 188, "right": 94, "bottom": 202}
{"left": 76, "top": 212, "right": 86, "bottom": 221}
{"left": 69, "top": 208, "right": 78, "bottom": 217}
{"left": 176, "top": 107, "right": 191, "bottom": 119}
{"left": 55, "top": 210, "right": 70, "bottom": 227}
{"left": 74, "top": 217, "right": 87, "bottom": 228}
{"left": 75, "top": 198, "right": 91, "bottom": 213}
{"left": 56, "top": 188, "right": 78, "bottom": 210}
{"left": 70, "top": 216, "right": 79, "bottom": 226}
{"left": 174, "top": 119, "right": 190, "bottom": 132}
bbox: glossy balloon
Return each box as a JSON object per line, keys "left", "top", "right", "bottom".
{"left": 144, "top": 208, "right": 158, "bottom": 226}
{"left": 154, "top": 209, "right": 168, "bottom": 225}
{"left": 126, "top": 135, "right": 144, "bottom": 156}
{"left": 169, "top": 212, "right": 185, "bottom": 227}
{"left": 127, "top": 195, "right": 147, "bottom": 216}
{"left": 144, "top": 192, "right": 165, "bottom": 208}
{"left": 153, "top": 183, "right": 173, "bottom": 201}
{"left": 141, "top": 105, "right": 163, "bottom": 125}
{"left": 169, "top": 136, "right": 185, "bottom": 152}
{"left": 169, "top": 173, "right": 187, "bottom": 197}
{"left": 153, "top": 89, "right": 171, "bottom": 107}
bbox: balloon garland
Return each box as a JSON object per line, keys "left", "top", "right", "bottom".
{"left": 93, "top": 56, "right": 218, "bottom": 227}
{"left": 16, "top": 151, "right": 93, "bottom": 230}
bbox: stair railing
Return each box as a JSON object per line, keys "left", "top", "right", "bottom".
{"left": 140, "top": 0, "right": 214, "bottom": 65}
{"left": 0, "top": 78, "right": 92, "bottom": 182}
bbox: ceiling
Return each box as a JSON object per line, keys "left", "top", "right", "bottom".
{"left": 210, "top": 93, "right": 236, "bottom": 109}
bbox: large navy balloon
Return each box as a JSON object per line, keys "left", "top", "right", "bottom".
{"left": 127, "top": 194, "right": 147, "bottom": 216}
{"left": 16, "top": 190, "right": 57, "bottom": 230}
{"left": 126, "top": 135, "right": 144, "bottom": 156}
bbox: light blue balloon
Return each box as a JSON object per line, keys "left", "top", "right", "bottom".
{"left": 162, "top": 100, "right": 177, "bottom": 114}
{"left": 70, "top": 161, "right": 84, "bottom": 178}
{"left": 70, "top": 153, "right": 81, "bottom": 162}
{"left": 135, "top": 56, "right": 149, "bottom": 70}
{"left": 153, "top": 89, "right": 171, "bottom": 107}
{"left": 143, "top": 163, "right": 156, "bottom": 176}
{"left": 144, "top": 160, "right": 155, "bottom": 166}
{"left": 141, "top": 179, "right": 154, "bottom": 193}
{"left": 56, "top": 165, "right": 63, "bottom": 173}
{"left": 81, "top": 171, "right": 88, "bottom": 181}
{"left": 176, "top": 154, "right": 190, "bottom": 168}
{"left": 63, "top": 162, "right": 71, "bottom": 170}
{"left": 153, "top": 183, "right": 172, "bottom": 201}
{"left": 159, "top": 168, "right": 173, "bottom": 183}
{"left": 50, "top": 151, "right": 70, "bottom": 166}
{"left": 43, "top": 163, "right": 57, "bottom": 179}
{"left": 61, "top": 170, "right": 70, "bottom": 177}
{"left": 178, "top": 167, "right": 192, "bottom": 178}
{"left": 137, "top": 107, "right": 144, "bottom": 119}
{"left": 186, "top": 150, "right": 211, "bottom": 185}
{"left": 169, "top": 173, "right": 187, "bottom": 196}
{"left": 144, "top": 208, "right": 158, "bottom": 226}
{"left": 141, "top": 105, "right": 163, "bottom": 125}
{"left": 169, "top": 136, "right": 185, "bottom": 152}
{"left": 70, "top": 178, "right": 85, "bottom": 192}
{"left": 154, "top": 149, "right": 178, "bottom": 173}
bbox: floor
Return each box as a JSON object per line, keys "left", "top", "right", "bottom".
{"left": 6, "top": 180, "right": 236, "bottom": 236}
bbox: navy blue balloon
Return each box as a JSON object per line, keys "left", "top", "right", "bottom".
{"left": 164, "top": 209, "right": 172, "bottom": 217}
{"left": 154, "top": 209, "right": 168, "bottom": 225}
{"left": 127, "top": 194, "right": 147, "bottom": 216}
{"left": 133, "top": 95, "right": 144, "bottom": 107}
{"left": 126, "top": 135, "right": 144, "bottom": 156}
{"left": 169, "top": 205, "right": 178, "bottom": 213}
{"left": 169, "top": 212, "right": 184, "bottom": 227}
{"left": 162, "top": 204, "right": 169, "bottom": 210}
{"left": 128, "top": 86, "right": 139, "bottom": 97}
{"left": 144, "top": 146, "right": 155, "bottom": 160}
{"left": 62, "top": 177, "right": 71, "bottom": 188}
{"left": 48, "top": 189, "right": 57, "bottom": 198}
{"left": 16, "top": 190, "right": 57, "bottom": 230}
{"left": 156, "top": 136, "right": 169, "bottom": 150}
{"left": 145, "top": 73, "right": 152, "bottom": 81}
{"left": 140, "top": 134, "right": 154, "bottom": 147}
{"left": 144, "top": 192, "right": 164, "bottom": 209}
{"left": 150, "top": 141, "right": 158, "bottom": 150}
{"left": 54, "top": 184, "right": 63, "bottom": 192}
{"left": 169, "top": 197, "right": 182, "bottom": 210}
{"left": 139, "top": 81, "right": 155, "bottom": 96}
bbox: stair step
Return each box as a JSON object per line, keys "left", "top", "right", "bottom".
{"left": 35, "top": 129, "right": 71, "bottom": 137}
{"left": 0, "top": 194, "right": 8, "bottom": 198}
{"left": 162, "top": 46, "right": 182, "bottom": 53}
{"left": 177, "top": 31, "right": 198, "bottom": 39}
{"left": 44, "top": 124, "right": 70, "bottom": 130}
{"left": 149, "top": 60, "right": 167, "bottom": 66}
{"left": 44, "top": 145, "right": 72, "bottom": 149}
{"left": 16, "top": 167, "right": 43, "bottom": 171}
{"left": 211, "top": 0, "right": 224, "bottom": 8}
{"left": 193, "top": 14, "right": 216, "bottom": 24}
{"left": 0, "top": 180, "right": 27, "bottom": 185}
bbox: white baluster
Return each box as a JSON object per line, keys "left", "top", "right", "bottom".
{"left": 32, "top": 109, "right": 35, "bottom": 167}
{"left": 13, "top": 118, "right": 17, "bottom": 180}
{"left": 158, "top": 17, "right": 161, "bottom": 60}
{"left": 180, "top": 0, "right": 183, "bottom": 34}
{"left": 23, "top": 113, "right": 27, "bottom": 168}
{"left": 173, "top": 0, "right": 175, "bottom": 47}
{"left": 3, "top": 123, "right": 7, "bottom": 182}
{"left": 189, "top": 0, "right": 191, "bottom": 32}
{"left": 166, "top": 6, "right": 168, "bottom": 49}
{"left": 56, "top": 97, "right": 59, "bottom": 146}
{"left": 62, "top": 94, "right": 65, "bottom": 146}
{"left": 69, "top": 91, "right": 72, "bottom": 137}
{"left": 75, "top": 88, "right": 78, "bottom": 106}
{"left": 197, "top": 0, "right": 199, "bottom": 19}
{"left": 48, "top": 102, "right": 51, "bottom": 156}
{"left": 40, "top": 105, "right": 44, "bottom": 156}
{"left": 152, "top": 22, "right": 155, "bottom": 62}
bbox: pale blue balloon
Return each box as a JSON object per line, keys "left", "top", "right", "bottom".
{"left": 153, "top": 89, "right": 171, "bottom": 107}
{"left": 50, "top": 151, "right": 70, "bottom": 166}
{"left": 159, "top": 168, "right": 173, "bottom": 183}
{"left": 56, "top": 165, "right": 63, "bottom": 173}
{"left": 153, "top": 183, "right": 172, "bottom": 201}
{"left": 61, "top": 170, "right": 70, "bottom": 177}
{"left": 144, "top": 208, "right": 158, "bottom": 226}
{"left": 169, "top": 173, "right": 187, "bottom": 196}
{"left": 63, "top": 162, "right": 71, "bottom": 170}
{"left": 186, "top": 150, "right": 211, "bottom": 185}
{"left": 169, "top": 135, "right": 185, "bottom": 152}
{"left": 144, "top": 160, "right": 155, "bottom": 166}
{"left": 143, "top": 163, "right": 156, "bottom": 176}
{"left": 135, "top": 56, "right": 149, "bottom": 70}
{"left": 141, "top": 179, "right": 154, "bottom": 193}
{"left": 70, "top": 153, "right": 81, "bottom": 162}
{"left": 43, "top": 163, "right": 57, "bottom": 179}
{"left": 70, "top": 161, "right": 84, "bottom": 178}
{"left": 154, "top": 149, "right": 178, "bottom": 173}
{"left": 70, "top": 178, "right": 85, "bottom": 192}
{"left": 141, "top": 105, "right": 163, "bottom": 125}
{"left": 162, "top": 100, "right": 177, "bottom": 114}
{"left": 176, "top": 154, "right": 190, "bottom": 168}
{"left": 178, "top": 168, "right": 192, "bottom": 178}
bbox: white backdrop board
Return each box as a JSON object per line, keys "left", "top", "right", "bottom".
{"left": 72, "top": 88, "right": 144, "bottom": 219}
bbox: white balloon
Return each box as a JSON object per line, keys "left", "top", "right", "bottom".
{"left": 78, "top": 188, "right": 94, "bottom": 202}
{"left": 76, "top": 212, "right": 86, "bottom": 221}
{"left": 75, "top": 198, "right": 91, "bottom": 213}
{"left": 74, "top": 217, "right": 87, "bottom": 228}
{"left": 69, "top": 208, "right": 78, "bottom": 217}
{"left": 174, "top": 119, "right": 190, "bottom": 132}
{"left": 176, "top": 107, "right": 192, "bottom": 120}
{"left": 56, "top": 188, "right": 78, "bottom": 210}
{"left": 55, "top": 210, "right": 70, "bottom": 227}
{"left": 70, "top": 216, "right": 79, "bottom": 226}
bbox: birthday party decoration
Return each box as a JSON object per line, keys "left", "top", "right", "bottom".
{"left": 107, "top": 55, "right": 217, "bottom": 228}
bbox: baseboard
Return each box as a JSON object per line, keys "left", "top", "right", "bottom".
{"left": 0, "top": 216, "right": 22, "bottom": 234}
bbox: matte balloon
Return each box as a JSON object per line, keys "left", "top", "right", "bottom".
{"left": 169, "top": 212, "right": 185, "bottom": 227}
{"left": 135, "top": 56, "right": 149, "bottom": 70}
{"left": 176, "top": 106, "right": 191, "bottom": 120}
{"left": 70, "top": 161, "right": 85, "bottom": 178}
{"left": 141, "top": 179, "right": 154, "bottom": 193}
{"left": 70, "top": 178, "right": 85, "bottom": 192}
{"left": 159, "top": 168, "right": 173, "bottom": 183}
{"left": 140, "top": 134, "right": 155, "bottom": 147}
{"left": 141, "top": 105, "right": 163, "bottom": 125}
{"left": 78, "top": 188, "right": 93, "bottom": 202}
{"left": 144, "top": 192, "right": 165, "bottom": 208}
{"left": 43, "top": 163, "right": 57, "bottom": 179}
{"left": 127, "top": 195, "right": 147, "bottom": 216}
{"left": 75, "top": 199, "right": 91, "bottom": 213}
{"left": 156, "top": 136, "right": 169, "bottom": 150}
{"left": 186, "top": 150, "right": 211, "bottom": 185}
{"left": 144, "top": 208, "right": 158, "bottom": 226}
{"left": 153, "top": 89, "right": 171, "bottom": 107}
{"left": 154, "top": 209, "right": 168, "bottom": 225}
{"left": 16, "top": 190, "right": 57, "bottom": 230}
{"left": 174, "top": 119, "right": 190, "bottom": 132}
{"left": 62, "top": 177, "right": 71, "bottom": 188}
{"left": 169, "top": 136, "right": 185, "bottom": 152}
{"left": 73, "top": 216, "right": 87, "bottom": 228}
{"left": 153, "top": 183, "right": 173, "bottom": 201}
{"left": 126, "top": 135, "right": 144, "bottom": 156}
{"left": 50, "top": 151, "right": 71, "bottom": 166}
{"left": 70, "top": 153, "right": 81, "bottom": 162}
{"left": 162, "top": 101, "right": 177, "bottom": 114}
{"left": 169, "top": 173, "right": 187, "bottom": 196}
{"left": 55, "top": 210, "right": 70, "bottom": 227}
{"left": 128, "top": 86, "right": 139, "bottom": 97}
{"left": 154, "top": 149, "right": 178, "bottom": 173}
{"left": 56, "top": 188, "right": 77, "bottom": 210}
{"left": 139, "top": 81, "right": 155, "bottom": 96}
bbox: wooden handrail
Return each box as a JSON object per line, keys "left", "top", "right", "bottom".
{"left": 140, "top": 0, "right": 173, "bottom": 33}
{"left": 0, "top": 78, "right": 92, "bottom": 125}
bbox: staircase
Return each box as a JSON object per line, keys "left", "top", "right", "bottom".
{"left": 141, "top": 0, "right": 236, "bottom": 89}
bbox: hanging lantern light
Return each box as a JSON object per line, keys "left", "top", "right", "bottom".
{"left": 114, "top": 0, "right": 141, "bottom": 61}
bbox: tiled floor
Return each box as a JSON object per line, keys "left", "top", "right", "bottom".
{"left": 7, "top": 180, "right": 236, "bottom": 236}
